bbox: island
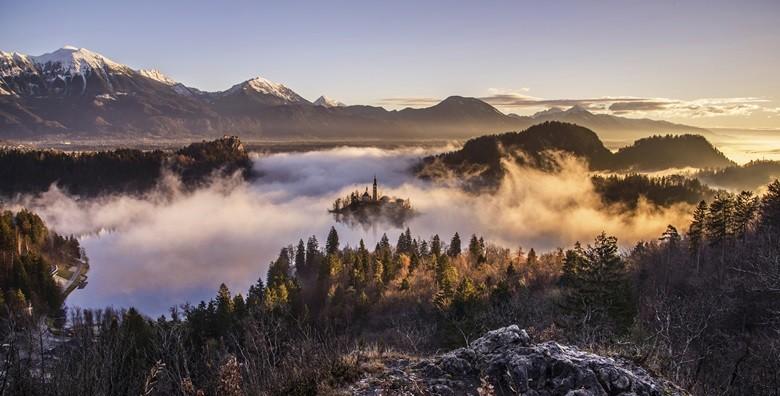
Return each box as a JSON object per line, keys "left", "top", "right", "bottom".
{"left": 329, "top": 176, "right": 414, "bottom": 227}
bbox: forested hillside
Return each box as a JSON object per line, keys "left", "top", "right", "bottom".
{"left": 0, "top": 136, "right": 252, "bottom": 196}
{"left": 0, "top": 210, "right": 83, "bottom": 325}
{"left": 3, "top": 179, "right": 779, "bottom": 395}
{"left": 417, "top": 122, "right": 734, "bottom": 192}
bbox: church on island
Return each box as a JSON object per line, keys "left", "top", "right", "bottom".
{"left": 330, "top": 176, "right": 412, "bottom": 215}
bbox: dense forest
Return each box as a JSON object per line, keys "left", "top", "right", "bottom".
{"left": 2, "top": 179, "right": 778, "bottom": 395}
{"left": 0, "top": 209, "right": 83, "bottom": 325}
{"left": 0, "top": 136, "right": 253, "bottom": 197}
{"left": 591, "top": 173, "right": 716, "bottom": 208}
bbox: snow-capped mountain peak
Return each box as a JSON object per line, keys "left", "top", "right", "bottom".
{"left": 139, "top": 69, "right": 176, "bottom": 85}
{"left": 0, "top": 51, "right": 36, "bottom": 78}
{"left": 31, "top": 46, "right": 127, "bottom": 75}
{"left": 314, "top": 95, "right": 346, "bottom": 107}
{"left": 224, "top": 76, "right": 309, "bottom": 104}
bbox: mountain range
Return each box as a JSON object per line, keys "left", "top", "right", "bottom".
{"left": 1, "top": 46, "right": 711, "bottom": 141}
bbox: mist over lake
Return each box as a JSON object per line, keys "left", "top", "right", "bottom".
{"left": 0, "top": 145, "right": 679, "bottom": 316}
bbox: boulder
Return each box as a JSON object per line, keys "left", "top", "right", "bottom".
{"left": 347, "top": 325, "right": 684, "bottom": 396}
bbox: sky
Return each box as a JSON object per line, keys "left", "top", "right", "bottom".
{"left": 2, "top": 0, "right": 779, "bottom": 128}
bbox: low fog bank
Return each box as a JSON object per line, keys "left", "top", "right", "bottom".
{"left": 9, "top": 145, "right": 691, "bottom": 316}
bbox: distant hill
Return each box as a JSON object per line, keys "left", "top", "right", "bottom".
{"left": 0, "top": 46, "right": 715, "bottom": 142}
{"left": 696, "top": 160, "right": 780, "bottom": 191}
{"left": 512, "top": 105, "right": 712, "bottom": 144}
{"left": 417, "top": 122, "right": 734, "bottom": 189}
{"left": 612, "top": 134, "right": 733, "bottom": 171}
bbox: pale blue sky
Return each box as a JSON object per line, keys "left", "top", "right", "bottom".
{"left": 2, "top": 0, "right": 779, "bottom": 127}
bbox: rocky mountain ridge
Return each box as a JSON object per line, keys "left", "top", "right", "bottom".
{"left": 1, "top": 46, "right": 711, "bottom": 141}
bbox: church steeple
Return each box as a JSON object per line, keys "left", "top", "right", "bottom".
{"left": 372, "top": 175, "right": 378, "bottom": 201}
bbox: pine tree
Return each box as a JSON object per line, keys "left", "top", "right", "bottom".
{"left": 560, "top": 242, "right": 584, "bottom": 287}
{"left": 246, "top": 277, "right": 265, "bottom": 310}
{"left": 706, "top": 194, "right": 734, "bottom": 274}
{"left": 326, "top": 226, "right": 340, "bottom": 256}
{"left": 706, "top": 194, "right": 734, "bottom": 246}
{"left": 215, "top": 283, "right": 234, "bottom": 335}
{"left": 760, "top": 179, "right": 780, "bottom": 238}
{"left": 561, "top": 234, "right": 632, "bottom": 332}
{"left": 733, "top": 191, "right": 758, "bottom": 241}
{"left": 305, "top": 236, "right": 321, "bottom": 278}
{"left": 266, "top": 248, "right": 290, "bottom": 289}
{"left": 448, "top": 233, "right": 461, "bottom": 257}
{"left": 295, "top": 239, "right": 306, "bottom": 275}
{"left": 659, "top": 225, "right": 680, "bottom": 248}
{"left": 468, "top": 234, "right": 481, "bottom": 261}
{"left": 687, "top": 200, "right": 707, "bottom": 273}
{"left": 526, "top": 248, "right": 538, "bottom": 268}
{"left": 430, "top": 235, "right": 442, "bottom": 258}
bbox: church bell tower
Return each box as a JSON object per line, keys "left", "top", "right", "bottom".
{"left": 372, "top": 175, "right": 378, "bottom": 201}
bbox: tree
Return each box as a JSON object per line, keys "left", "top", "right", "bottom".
{"left": 304, "top": 236, "right": 321, "bottom": 279}
{"left": 760, "top": 179, "right": 780, "bottom": 238}
{"left": 468, "top": 234, "right": 479, "bottom": 259}
{"left": 706, "top": 194, "right": 734, "bottom": 247}
{"left": 246, "top": 277, "right": 265, "bottom": 309}
{"left": 448, "top": 233, "right": 461, "bottom": 258}
{"left": 733, "top": 191, "right": 758, "bottom": 240}
{"left": 452, "top": 277, "right": 478, "bottom": 317}
{"left": 659, "top": 225, "right": 681, "bottom": 248}
{"left": 215, "top": 283, "right": 234, "bottom": 334}
{"left": 430, "top": 235, "right": 442, "bottom": 258}
{"left": 267, "top": 248, "right": 291, "bottom": 289}
{"left": 396, "top": 228, "right": 412, "bottom": 255}
{"left": 687, "top": 200, "right": 707, "bottom": 273}
{"left": 294, "top": 239, "right": 306, "bottom": 275}
{"left": 706, "top": 194, "right": 734, "bottom": 273}
{"left": 561, "top": 233, "right": 633, "bottom": 332}
{"left": 526, "top": 248, "right": 538, "bottom": 268}
{"left": 326, "top": 226, "right": 340, "bottom": 256}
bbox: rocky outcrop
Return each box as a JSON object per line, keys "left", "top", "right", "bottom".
{"left": 348, "top": 325, "right": 684, "bottom": 395}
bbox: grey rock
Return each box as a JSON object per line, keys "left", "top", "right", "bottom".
{"left": 347, "top": 325, "right": 685, "bottom": 396}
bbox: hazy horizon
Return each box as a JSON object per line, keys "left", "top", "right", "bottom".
{"left": 2, "top": 0, "right": 779, "bottom": 129}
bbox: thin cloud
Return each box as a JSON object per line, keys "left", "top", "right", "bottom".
{"left": 376, "top": 97, "right": 442, "bottom": 108}
{"left": 378, "top": 90, "right": 775, "bottom": 119}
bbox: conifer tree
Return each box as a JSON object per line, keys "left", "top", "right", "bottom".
{"left": 760, "top": 179, "right": 780, "bottom": 238}
{"left": 295, "top": 239, "right": 306, "bottom": 274}
{"left": 468, "top": 234, "right": 481, "bottom": 261}
{"left": 733, "top": 191, "right": 758, "bottom": 241}
{"left": 526, "top": 248, "right": 538, "bottom": 268}
{"left": 561, "top": 233, "right": 632, "bottom": 332}
{"left": 687, "top": 200, "right": 707, "bottom": 273}
{"left": 246, "top": 277, "right": 265, "bottom": 310}
{"left": 430, "top": 235, "right": 442, "bottom": 258}
{"left": 326, "top": 226, "right": 340, "bottom": 256}
{"left": 448, "top": 232, "right": 461, "bottom": 257}
{"left": 706, "top": 194, "right": 734, "bottom": 246}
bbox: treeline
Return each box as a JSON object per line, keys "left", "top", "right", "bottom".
{"left": 3, "top": 180, "right": 779, "bottom": 395}
{"left": 592, "top": 173, "right": 715, "bottom": 208}
{"left": 696, "top": 159, "right": 780, "bottom": 191}
{"left": 0, "top": 210, "right": 82, "bottom": 325}
{"left": 0, "top": 136, "right": 252, "bottom": 197}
